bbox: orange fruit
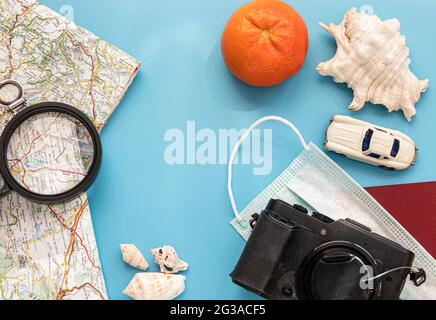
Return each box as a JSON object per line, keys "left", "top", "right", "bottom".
{"left": 221, "top": 0, "right": 308, "bottom": 87}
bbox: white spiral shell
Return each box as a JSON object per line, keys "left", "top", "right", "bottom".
{"left": 317, "top": 8, "right": 429, "bottom": 121}
{"left": 120, "top": 244, "right": 149, "bottom": 271}
{"left": 151, "top": 245, "right": 189, "bottom": 274}
{"left": 123, "top": 273, "right": 186, "bottom": 300}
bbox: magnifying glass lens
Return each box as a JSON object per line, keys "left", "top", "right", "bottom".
{"left": 6, "top": 112, "right": 95, "bottom": 196}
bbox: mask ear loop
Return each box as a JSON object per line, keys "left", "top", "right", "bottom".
{"left": 228, "top": 116, "right": 310, "bottom": 222}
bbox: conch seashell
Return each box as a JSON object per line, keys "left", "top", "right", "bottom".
{"left": 151, "top": 245, "right": 189, "bottom": 274}
{"left": 123, "top": 273, "right": 186, "bottom": 300}
{"left": 120, "top": 244, "right": 149, "bottom": 271}
{"left": 317, "top": 8, "right": 429, "bottom": 121}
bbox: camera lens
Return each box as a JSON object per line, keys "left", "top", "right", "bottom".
{"left": 296, "top": 242, "right": 379, "bottom": 300}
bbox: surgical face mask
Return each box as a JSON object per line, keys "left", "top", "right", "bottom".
{"left": 228, "top": 116, "right": 436, "bottom": 300}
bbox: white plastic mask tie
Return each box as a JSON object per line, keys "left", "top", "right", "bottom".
{"left": 228, "top": 116, "right": 309, "bottom": 222}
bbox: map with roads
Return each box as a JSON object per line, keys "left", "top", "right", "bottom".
{"left": 0, "top": 0, "right": 140, "bottom": 300}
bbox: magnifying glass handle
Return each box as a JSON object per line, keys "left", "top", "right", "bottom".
{"left": 0, "top": 175, "right": 11, "bottom": 201}
{"left": 0, "top": 80, "right": 26, "bottom": 113}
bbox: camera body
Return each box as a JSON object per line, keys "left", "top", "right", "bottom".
{"left": 231, "top": 200, "right": 416, "bottom": 300}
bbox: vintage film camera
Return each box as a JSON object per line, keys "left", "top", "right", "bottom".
{"left": 231, "top": 200, "right": 426, "bottom": 300}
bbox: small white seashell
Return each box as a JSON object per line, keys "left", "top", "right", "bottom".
{"left": 123, "top": 273, "right": 186, "bottom": 300}
{"left": 151, "top": 245, "right": 189, "bottom": 274}
{"left": 120, "top": 244, "right": 149, "bottom": 271}
{"left": 317, "top": 8, "right": 429, "bottom": 121}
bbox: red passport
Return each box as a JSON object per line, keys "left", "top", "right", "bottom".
{"left": 366, "top": 182, "right": 436, "bottom": 258}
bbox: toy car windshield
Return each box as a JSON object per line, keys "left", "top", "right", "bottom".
{"left": 362, "top": 129, "right": 400, "bottom": 160}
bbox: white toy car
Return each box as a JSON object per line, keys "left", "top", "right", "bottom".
{"left": 325, "top": 115, "right": 417, "bottom": 170}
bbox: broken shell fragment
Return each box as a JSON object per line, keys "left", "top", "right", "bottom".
{"left": 151, "top": 245, "right": 189, "bottom": 274}
{"left": 123, "top": 273, "right": 186, "bottom": 300}
{"left": 317, "top": 8, "right": 429, "bottom": 121}
{"left": 120, "top": 244, "right": 149, "bottom": 271}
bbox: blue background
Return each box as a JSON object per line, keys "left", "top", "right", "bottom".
{"left": 40, "top": 0, "right": 436, "bottom": 300}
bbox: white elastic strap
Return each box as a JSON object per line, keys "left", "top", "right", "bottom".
{"left": 353, "top": 256, "right": 420, "bottom": 283}
{"left": 366, "top": 267, "right": 419, "bottom": 282}
{"left": 228, "top": 116, "right": 309, "bottom": 222}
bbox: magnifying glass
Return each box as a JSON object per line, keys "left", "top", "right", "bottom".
{"left": 0, "top": 80, "right": 102, "bottom": 204}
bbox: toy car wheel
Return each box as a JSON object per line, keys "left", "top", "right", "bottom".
{"left": 412, "top": 148, "right": 419, "bottom": 166}
{"left": 324, "top": 121, "right": 332, "bottom": 150}
{"left": 380, "top": 166, "right": 396, "bottom": 171}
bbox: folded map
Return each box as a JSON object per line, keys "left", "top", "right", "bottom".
{"left": 0, "top": 0, "right": 140, "bottom": 300}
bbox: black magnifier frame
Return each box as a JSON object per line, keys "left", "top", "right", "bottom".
{"left": 0, "top": 83, "right": 102, "bottom": 204}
